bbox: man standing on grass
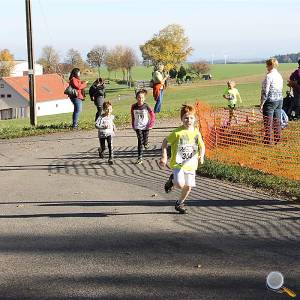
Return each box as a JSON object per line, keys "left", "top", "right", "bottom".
{"left": 152, "top": 63, "right": 169, "bottom": 113}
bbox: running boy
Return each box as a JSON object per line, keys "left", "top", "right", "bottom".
{"left": 95, "top": 101, "right": 115, "bottom": 165}
{"left": 223, "top": 80, "right": 242, "bottom": 125}
{"left": 131, "top": 89, "right": 155, "bottom": 164}
{"left": 159, "top": 104, "right": 205, "bottom": 214}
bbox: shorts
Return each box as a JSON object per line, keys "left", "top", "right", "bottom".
{"left": 173, "top": 168, "right": 196, "bottom": 187}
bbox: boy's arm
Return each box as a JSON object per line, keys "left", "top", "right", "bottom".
{"left": 198, "top": 134, "right": 205, "bottom": 165}
{"left": 159, "top": 138, "right": 168, "bottom": 167}
{"left": 147, "top": 105, "right": 156, "bottom": 129}
{"left": 131, "top": 105, "right": 135, "bottom": 129}
{"left": 237, "top": 91, "right": 242, "bottom": 103}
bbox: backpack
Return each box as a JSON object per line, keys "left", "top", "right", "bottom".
{"left": 64, "top": 85, "right": 78, "bottom": 98}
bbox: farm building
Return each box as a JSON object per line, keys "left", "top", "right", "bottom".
{"left": 10, "top": 60, "right": 43, "bottom": 77}
{"left": 0, "top": 74, "right": 73, "bottom": 120}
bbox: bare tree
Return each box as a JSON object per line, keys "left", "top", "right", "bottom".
{"left": 121, "top": 47, "right": 137, "bottom": 86}
{"left": 105, "top": 46, "right": 122, "bottom": 80}
{"left": 188, "top": 60, "right": 210, "bottom": 78}
{"left": 0, "top": 49, "right": 15, "bottom": 77}
{"left": 86, "top": 45, "right": 107, "bottom": 77}
{"left": 64, "top": 48, "right": 87, "bottom": 71}
{"left": 37, "top": 45, "right": 60, "bottom": 74}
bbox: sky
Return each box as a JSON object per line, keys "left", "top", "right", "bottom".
{"left": 2, "top": 0, "right": 300, "bottom": 63}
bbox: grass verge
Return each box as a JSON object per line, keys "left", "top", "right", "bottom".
{"left": 198, "top": 159, "right": 300, "bottom": 201}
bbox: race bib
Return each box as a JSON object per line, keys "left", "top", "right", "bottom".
{"left": 134, "top": 110, "right": 148, "bottom": 129}
{"left": 175, "top": 143, "right": 198, "bottom": 166}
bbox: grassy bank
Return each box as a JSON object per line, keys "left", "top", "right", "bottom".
{"left": 198, "top": 159, "right": 300, "bottom": 201}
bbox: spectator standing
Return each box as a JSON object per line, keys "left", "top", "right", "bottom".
{"left": 288, "top": 59, "right": 300, "bottom": 119}
{"left": 89, "top": 78, "right": 106, "bottom": 121}
{"left": 152, "top": 63, "right": 169, "bottom": 113}
{"left": 69, "top": 68, "right": 88, "bottom": 129}
{"left": 131, "top": 89, "right": 155, "bottom": 164}
{"left": 260, "top": 58, "right": 283, "bottom": 144}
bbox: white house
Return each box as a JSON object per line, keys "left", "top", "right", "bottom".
{"left": 0, "top": 74, "right": 73, "bottom": 120}
{"left": 10, "top": 60, "right": 43, "bottom": 77}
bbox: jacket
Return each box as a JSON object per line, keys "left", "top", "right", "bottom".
{"left": 70, "top": 77, "right": 87, "bottom": 100}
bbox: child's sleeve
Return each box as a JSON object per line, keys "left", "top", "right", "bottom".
{"left": 112, "top": 115, "right": 116, "bottom": 132}
{"left": 147, "top": 105, "right": 156, "bottom": 129}
{"left": 237, "top": 90, "right": 242, "bottom": 103}
{"left": 166, "top": 130, "right": 176, "bottom": 145}
{"left": 131, "top": 105, "right": 135, "bottom": 129}
{"left": 95, "top": 116, "right": 102, "bottom": 129}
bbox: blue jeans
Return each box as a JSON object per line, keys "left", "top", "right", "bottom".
{"left": 262, "top": 100, "right": 283, "bottom": 144}
{"left": 154, "top": 89, "right": 164, "bottom": 113}
{"left": 70, "top": 98, "right": 82, "bottom": 128}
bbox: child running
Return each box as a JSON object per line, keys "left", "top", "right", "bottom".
{"left": 95, "top": 101, "right": 115, "bottom": 165}
{"left": 131, "top": 89, "right": 155, "bottom": 164}
{"left": 223, "top": 80, "right": 242, "bottom": 125}
{"left": 159, "top": 104, "right": 205, "bottom": 214}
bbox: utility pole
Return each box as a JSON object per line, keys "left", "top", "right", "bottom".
{"left": 25, "top": 0, "right": 37, "bottom": 126}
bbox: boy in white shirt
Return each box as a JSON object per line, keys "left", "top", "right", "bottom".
{"left": 95, "top": 101, "right": 115, "bottom": 165}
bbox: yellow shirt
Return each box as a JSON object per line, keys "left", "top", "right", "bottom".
{"left": 167, "top": 126, "right": 205, "bottom": 171}
{"left": 223, "top": 87, "right": 242, "bottom": 106}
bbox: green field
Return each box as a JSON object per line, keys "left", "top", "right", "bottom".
{"left": 0, "top": 63, "right": 297, "bottom": 137}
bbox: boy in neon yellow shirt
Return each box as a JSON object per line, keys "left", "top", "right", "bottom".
{"left": 159, "top": 104, "right": 205, "bottom": 214}
{"left": 223, "top": 80, "right": 242, "bottom": 125}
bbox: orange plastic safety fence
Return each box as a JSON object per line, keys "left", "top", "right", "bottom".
{"left": 195, "top": 101, "right": 300, "bottom": 181}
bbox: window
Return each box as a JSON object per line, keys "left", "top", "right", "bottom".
{"left": 56, "top": 104, "right": 58, "bottom": 108}
{"left": 0, "top": 94, "right": 4, "bottom": 98}
{"left": 0, "top": 84, "right": 4, "bottom": 88}
{"left": 7, "top": 94, "right": 11, "bottom": 98}
{"left": 42, "top": 86, "right": 51, "bottom": 93}
{"left": 37, "top": 106, "right": 40, "bottom": 110}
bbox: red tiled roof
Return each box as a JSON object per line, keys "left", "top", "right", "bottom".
{"left": 3, "top": 74, "right": 69, "bottom": 102}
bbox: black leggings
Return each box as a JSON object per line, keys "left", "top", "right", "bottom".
{"left": 135, "top": 129, "right": 149, "bottom": 158}
{"left": 99, "top": 135, "right": 113, "bottom": 159}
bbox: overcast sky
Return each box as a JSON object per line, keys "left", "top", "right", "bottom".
{"left": 2, "top": 0, "right": 300, "bottom": 62}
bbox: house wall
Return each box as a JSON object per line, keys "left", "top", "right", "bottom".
{"left": 0, "top": 80, "right": 28, "bottom": 110}
{"left": 10, "top": 62, "right": 43, "bottom": 77}
{"left": 37, "top": 99, "right": 73, "bottom": 116}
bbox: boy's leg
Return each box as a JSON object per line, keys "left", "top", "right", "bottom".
{"left": 135, "top": 129, "right": 143, "bottom": 163}
{"left": 142, "top": 129, "right": 150, "bottom": 149}
{"left": 107, "top": 135, "right": 114, "bottom": 165}
{"left": 174, "top": 170, "right": 195, "bottom": 214}
{"left": 98, "top": 137, "right": 105, "bottom": 158}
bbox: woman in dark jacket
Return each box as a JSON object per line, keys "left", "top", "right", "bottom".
{"left": 69, "top": 68, "right": 88, "bottom": 129}
{"left": 89, "top": 77, "right": 106, "bottom": 120}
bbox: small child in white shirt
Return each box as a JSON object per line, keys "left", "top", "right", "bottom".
{"left": 95, "top": 101, "right": 115, "bottom": 165}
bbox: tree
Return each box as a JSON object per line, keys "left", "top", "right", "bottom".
{"left": 120, "top": 47, "right": 137, "bottom": 86}
{"left": 64, "top": 48, "right": 87, "bottom": 71}
{"left": 177, "top": 65, "right": 187, "bottom": 82}
{"left": 105, "top": 45, "right": 137, "bottom": 85}
{"left": 188, "top": 60, "right": 210, "bottom": 78}
{"left": 86, "top": 45, "right": 107, "bottom": 76}
{"left": 140, "top": 24, "right": 193, "bottom": 71}
{"left": 105, "top": 46, "right": 123, "bottom": 79}
{"left": 37, "top": 45, "right": 60, "bottom": 74}
{"left": 169, "top": 68, "right": 177, "bottom": 79}
{"left": 0, "top": 49, "right": 15, "bottom": 77}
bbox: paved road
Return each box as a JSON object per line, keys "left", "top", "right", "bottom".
{"left": 0, "top": 121, "right": 299, "bottom": 300}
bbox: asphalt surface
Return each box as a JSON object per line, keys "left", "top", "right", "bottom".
{"left": 0, "top": 120, "right": 299, "bottom": 300}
